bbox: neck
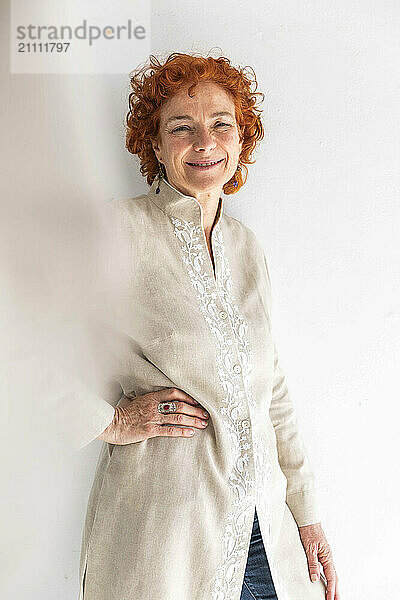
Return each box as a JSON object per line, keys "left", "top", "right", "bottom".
{"left": 197, "top": 193, "right": 221, "bottom": 239}
{"left": 165, "top": 177, "right": 222, "bottom": 238}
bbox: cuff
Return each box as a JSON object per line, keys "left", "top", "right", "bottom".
{"left": 286, "top": 487, "right": 321, "bottom": 527}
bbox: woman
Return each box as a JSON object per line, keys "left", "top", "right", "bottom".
{"left": 78, "top": 52, "right": 339, "bottom": 600}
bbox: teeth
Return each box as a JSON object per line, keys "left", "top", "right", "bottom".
{"left": 189, "top": 160, "right": 222, "bottom": 166}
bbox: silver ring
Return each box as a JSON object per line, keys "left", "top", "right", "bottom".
{"left": 158, "top": 401, "right": 177, "bottom": 414}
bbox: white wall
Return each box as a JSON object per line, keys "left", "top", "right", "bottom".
{"left": 1, "top": 1, "right": 399, "bottom": 599}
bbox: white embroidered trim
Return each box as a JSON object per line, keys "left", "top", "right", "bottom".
{"left": 212, "top": 228, "right": 256, "bottom": 413}
{"left": 171, "top": 217, "right": 273, "bottom": 600}
{"left": 252, "top": 435, "right": 273, "bottom": 541}
{"left": 213, "top": 227, "right": 274, "bottom": 547}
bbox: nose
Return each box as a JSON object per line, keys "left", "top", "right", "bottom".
{"left": 192, "top": 127, "right": 216, "bottom": 153}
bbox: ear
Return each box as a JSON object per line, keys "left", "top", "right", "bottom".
{"left": 151, "top": 137, "right": 162, "bottom": 163}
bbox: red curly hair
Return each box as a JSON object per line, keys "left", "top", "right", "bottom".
{"left": 125, "top": 52, "right": 265, "bottom": 195}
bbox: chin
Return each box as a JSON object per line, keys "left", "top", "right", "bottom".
{"left": 187, "top": 175, "right": 225, "bottom": 189}
{"left": 194, "top": 183, "right": 223, "bottom": 195}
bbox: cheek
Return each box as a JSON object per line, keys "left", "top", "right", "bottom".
{"left": 159, "top": 136, "right": 184, "bottom": 163}
{"left": 167, "top": 140, "right": 189, "bottom": 163}
{"left": 220, "top": 131, "right": 242, "bottom": 155}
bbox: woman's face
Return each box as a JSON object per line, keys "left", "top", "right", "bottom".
{"left": 152, "top": 81, "right": 243, "bottom": 198}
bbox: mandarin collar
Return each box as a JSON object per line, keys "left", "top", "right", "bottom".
{"left": 147, "top": 176, "right": 224, "bottom": 230}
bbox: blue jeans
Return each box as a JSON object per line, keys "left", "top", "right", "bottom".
{"left": 240, "top": 508, "right": 278, "bottom": 600}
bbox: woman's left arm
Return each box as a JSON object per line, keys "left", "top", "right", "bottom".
{"left": 270, "top": 341, "right": 340, "bottom": 600}
{"left": 262, "top": 248, "right": 340, "bottom": 599}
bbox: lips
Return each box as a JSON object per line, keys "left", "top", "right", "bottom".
{"left": 185, "top": 158, "right": 225, "bottom": 170}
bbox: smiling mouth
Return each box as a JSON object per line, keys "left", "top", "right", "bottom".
{"left": 185, "top": 158, "right": 225, "bottom": 170}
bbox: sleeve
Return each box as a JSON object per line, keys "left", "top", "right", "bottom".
{"left": 263, "top": 252, "right": 321, "bottom": 527}
{"left": 48, "top": 315, "right": 126, "bottom": 452}
{"left": 51, "top": 379, "right": 117, "bottom": 451}
{"left": 49, "top": 199, "right": 132, "bottom": 452}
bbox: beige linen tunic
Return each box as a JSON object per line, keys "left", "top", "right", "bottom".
{"left": 78, "top": 176, "right": 326, "bottom": 600}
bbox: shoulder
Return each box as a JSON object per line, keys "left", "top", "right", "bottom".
{"left": 107, "top": 192, "right": 148, "bottom": 218}
{"left": 222, "top": 213, "right": 266, "bottom": 258}
{"left": 105, "top": 192, "right": 155, "bottom": 233}
{"left": 222, "top": 213, "right": 273, "bottom": 287}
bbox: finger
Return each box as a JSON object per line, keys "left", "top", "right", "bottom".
{"left": 163, "top": 387, "right": 200, "bottom": 406}
{"left": 334, "top": 578, "right": 340, "bottom": 600}
{"left": 160, "top": 412, "right": 209, "bottom": 430}
{"left": 154, "top": 395, "right": 209, "bottom": 421}
{"left": 153, "top": 424, "right": 195, "bottom": 438}
{"left": 326, "top": 579, "right": 335, "bottom": 600}
{"left": 323, "top": 566, "right": 336, "bottom": 600}
{"left": 169, "top": 400, "right": 209, "bottom": 420}
{"left": 305, "top": 541, "right": 320, "bottom": 583}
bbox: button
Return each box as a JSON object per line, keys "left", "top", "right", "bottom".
{"left": 242, "top": 419, "right": 250, "bottom": 429}
{"left": 233, "top": 364, "right": 242, "bottom": 374}
{"left": 219, "top": 310, "right": 227, "bottom": 320}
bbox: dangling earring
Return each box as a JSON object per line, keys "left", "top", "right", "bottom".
{"left": 155, "top": 162, "right": 164, "bottom": 194}
{"left": 233, "top": 164, "right": 241, "bottom": 188}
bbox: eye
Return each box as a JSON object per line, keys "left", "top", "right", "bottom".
{"left": 171, "top": 125, "right": 191, "bottom": 133}
{"left": 215, "top": 122, "right": 232, "bottom": 128}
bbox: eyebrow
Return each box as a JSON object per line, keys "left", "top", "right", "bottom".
{"left": 165, "top": 111, "right": 235, "bottom": 125}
